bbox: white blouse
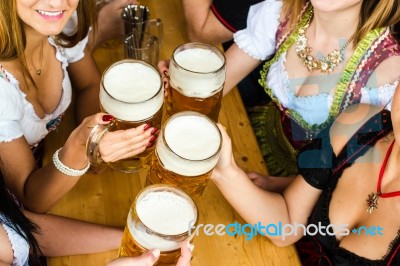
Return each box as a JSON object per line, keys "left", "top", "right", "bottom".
{"left": 0, "top": 35, "right": 88, "bottom": 146}
{"left": 233, "top": 0, "right": 395, "bottom": 126}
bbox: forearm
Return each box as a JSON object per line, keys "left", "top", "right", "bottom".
{"left": 24, "top": 211, "right": 122, "bottom": 256}
{"left": 212, "top": 164, "right": 298, "bottom": 245}
{"left": 23, "top": 141, "right": 88, "bottom": 213}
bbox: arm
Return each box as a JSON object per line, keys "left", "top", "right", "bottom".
{"left": 88, "top": 0, "right": 136, "bottom": 52}
{"left": 211, "top": 125, "right": 322, "bottom": 246}
{"left": 223, "top": 43, "right": 261, "bottom": 95}
{"left": 24, "top": 211, "right": 122, "bottom": 256}
{"left": 1, "top": 114, "right": 155, "bottom": 213}
{"left": 181, "top": 0, "right": 233, "bottom": 44}
{"left": 67, "top": 46, "right": 102, "bottom": 122}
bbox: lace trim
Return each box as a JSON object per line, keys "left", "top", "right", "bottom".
{"left": 0, "top": 220, "right": 29, "bottom": 266}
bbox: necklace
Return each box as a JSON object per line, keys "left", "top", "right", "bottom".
{"left": 34, "top": 38, "right": 45, "bottom": 76}
{"left": 366, "top": 140, "right": 400, "bottom": 214}
{"left": 295, "top": 9, "right": 357, "bottom": 74}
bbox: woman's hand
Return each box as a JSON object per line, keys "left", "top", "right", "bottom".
{"left": 98, "top": 120, "right": 158, "bottom": 163}
{"left": 66, "top": 113, "right": 157, "bottom": 164}
{"left": 93, "top": 0, "right": 137, "bottom": 50}
{"left": 247, "top": 172, "right": 294, "bottom": 193}
{"left": 107, "top": 241, "right": 193, "bottom": 266}
{"left": 158, "top": 60, "right": 170, "bottom": 97}
{"left": 211, "top": 124, "right": 239, "bottom": 181}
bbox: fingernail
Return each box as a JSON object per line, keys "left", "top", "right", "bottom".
{"left": 163, "top": 70, "right": 168, "bottom": 76}
{"left": 143, "top": 123, "right": 151, "bottom": 130}
{"left": 150, "top": 249, "right": 160, "bottom": 259}
{"left": 102, "top": 114, "right": 114, "bottom": 122}
{"left": 151, "top": 128, "right": 159, "bottom": 135}
{"left": 163, "top": 81, "right": 168, "bottom": 88}
{"left": 149, "top": 135, "right": 157, "bottom": 143}
{"left": 146, "top": 142, "right": 154, "bottom": 148}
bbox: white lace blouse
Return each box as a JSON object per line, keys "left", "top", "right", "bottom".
{"left": 1, "top": 214, "right": 29, "bottom": 266}
{"left": 0, "top": 35, "right": 88, "bottom": 146}
{"left": 233, "top": 0, "right": 395, "bottom": 126}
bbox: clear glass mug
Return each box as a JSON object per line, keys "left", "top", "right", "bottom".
{"left": 87, "top": 59, "right": 163, "bottom": 173}
{"left": 124, "top": 30, "right": 159, "bottom": 67}
{"left": 119, "top": 184, "right": 198, "bottom": 265}
{"left": 146, "top": 111, "right": 222, "bottom": 200}
{"left": 166, "top": 42, "right": 226, "bottom": 122}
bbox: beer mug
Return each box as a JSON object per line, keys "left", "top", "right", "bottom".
{"left": 124, "top": 30, "right": 159, "bottom": 67}
{"left": 122, "top": 4, "right": 164, "bottom": 46}
{"left": 87, "top": 59, "right": 163, "bottom": 173}
{"left": 119, "top": 184, "right": 198, "bottom": 264}
{"left": 166, "top": 42, "right": 226, "bottom": 122}
{"left": 147, "top": 111, "right": 222, "bottom": 199}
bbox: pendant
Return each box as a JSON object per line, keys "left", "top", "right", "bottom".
{"left": 36, "top": 69, "right": 41, "bottom": 76}
{"left": 366, "top": 192, "right": 380, "bottom": 214}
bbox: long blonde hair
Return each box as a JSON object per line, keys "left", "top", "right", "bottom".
{"left": 281, "top": 0, "right": 400, "bottom": 44}
{"left": 0, "top": 0, "right": 97, "bottom": 87}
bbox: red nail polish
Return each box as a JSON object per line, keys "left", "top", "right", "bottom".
{"left": 163, "top": 81, "right": 168, "bottom": 88}
{"left": 143, "top": 123, "right": 151, "bottom": 130}
{"left": 149, "top": 135, "right": 157, "bottom": 142}
{"left": 163, "top": 70, "right": 168, "bottom": 76}
{"left": 151, "top": 128, "right": 159, "bottom": 135}
{"left": 102, "top": 114, "right": 114, "bottom": 122}
{"left": 146, "top": 142, "right": 154, "bottom": 148}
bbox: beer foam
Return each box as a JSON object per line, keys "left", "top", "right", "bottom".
{"left": 170, "top": 48, "right": 225, "bottom": 98}
{"left": 174, "top": 48, "right": 224, "bottom": 72}
{"left": 128, "top": 191, "right": 196, "bottom": 251}
{"left": 157, "top": 114, "right": 221, "bottom": 176}
{"left": 100, "top": 62, "right": 163, "bottom": 121}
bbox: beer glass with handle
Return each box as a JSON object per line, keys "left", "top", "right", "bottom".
{"left": 119, "top": 184, "right": 198, "bottom": 265}
{"left": 146, "top": 111, "right": 222, "bottom": 199}
{"left": 87, "top": 59, "right": 163, "bottom": 173}
{"left": 166, "top": 42, "right": 226, "bottom": 122}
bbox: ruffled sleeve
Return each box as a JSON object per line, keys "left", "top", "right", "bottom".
{"left": 233, "top": 0, "right": 282, "bottom": 60}
{"left": 0, "top": 78, "right": 24, "bottom": 142}
{"left": 61, "top": 11, "right": 90, "bottom": 63}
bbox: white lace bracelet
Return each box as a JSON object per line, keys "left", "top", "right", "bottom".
{"left": 52, "top": 148, "right": 91, "bottom": 177}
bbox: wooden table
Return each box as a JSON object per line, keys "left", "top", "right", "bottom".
{"left": 46, "top": 0, "right": 300, "bottom": 265}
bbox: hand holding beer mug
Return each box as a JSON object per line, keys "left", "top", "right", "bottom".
{"left": 147, "top": 111, "right": 222, "bottom": 199}
{"left": 166, "top": 42, "right": 226, "bottom": 122}
{"left": 119, "top": 185, "right": 198, "bottom": 265}
{"left": 87, "top": 59, "right": 163, "bottom": 173}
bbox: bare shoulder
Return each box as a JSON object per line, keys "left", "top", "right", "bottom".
{"left": 329, "top": 104, "right": 382, "bottom": 155}
{"left": 368, "top": 55, "right": 400, "bottom": 87}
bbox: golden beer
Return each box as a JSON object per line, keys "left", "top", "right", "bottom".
{"left": 167, "top": 82, "right": 223, "bottom": 122}
{"left": 166, "top": 42, "right": 226, "bottom": 122}
{"left": 119, "top": 185, "right": 198, "bottom": 265}
{"left": 99, "top": 59, "right": 163, "bottom": 173}
{"left": 147, "top": 111, "right": 222, "bottom": 199}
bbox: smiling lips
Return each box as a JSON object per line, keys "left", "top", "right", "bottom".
{"left": 37, "top": 10, "right": 64, "bottom": 20}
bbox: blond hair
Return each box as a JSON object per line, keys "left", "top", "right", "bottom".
{"left": 281, "top": 0, "right": 400, "bottom": 44}
{"left": 0, "top": 0, "right": 97, "bottom": 87}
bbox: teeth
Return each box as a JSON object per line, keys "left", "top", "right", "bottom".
{"left": 37, "top": 10, "right": 63, "bottom": 16}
